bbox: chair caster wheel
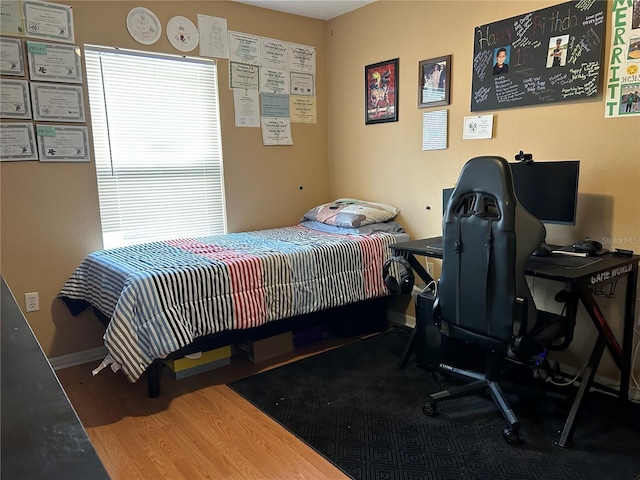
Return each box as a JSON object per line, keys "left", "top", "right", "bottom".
{"left": 432, "top": 371, "right": 447, "bottom": 384}
{"left": 502, "top": 427, "right": 520, "bottom": 445}
{"left": 423, "top": 402, "right": 436, "bottom": 416}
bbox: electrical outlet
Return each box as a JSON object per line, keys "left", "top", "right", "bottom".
{"left": 25, "top": 292, "right": 39, "bottom": 312}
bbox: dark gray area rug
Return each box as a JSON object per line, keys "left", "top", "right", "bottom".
{"left": 228, "top": 328, "right": 640, "bottom": 480}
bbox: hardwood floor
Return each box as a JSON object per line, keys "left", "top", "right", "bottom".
{"left": 56, "top": 337, "right": 359, "bottom": 480}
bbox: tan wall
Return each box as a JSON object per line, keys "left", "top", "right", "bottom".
{"left": 0, "top": 1, "right": 329, "bottom": 357}
{"left": 327, "top": 1, "right": 639, "bottom": 380}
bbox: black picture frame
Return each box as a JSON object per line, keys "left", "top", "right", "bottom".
{"left": 365, "top": 58, "right": 399, "bottom": 124}
{"left": 418, "top": 55, "right": 451, "bottom": 108}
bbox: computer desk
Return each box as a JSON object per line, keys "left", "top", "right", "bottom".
{"left": 390, "top": 236, "right": 639, "bottom": 447}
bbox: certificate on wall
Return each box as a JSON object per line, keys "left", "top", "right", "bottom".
{"left": 0, "top": 79, "right": 32, "bottom": 119}
{"left": 0, "top": 123, "right": 38, "bottom": 161}
{"left": 22, "top": 0, "right": 75, "bottom": 43}
{"left": 0, "top": 37, "right": 25, "bottom": 76}
{"left": 290, "top": 71, "right": 314, "bottom": 96}
{"left": 36, "top": 124, "right": 90, "bottom": 162}
{"left": 228, "top": 31, "right": 260, "bottom": 66}
{"left": 27, "top": 41, "right": 83, "bottom": 83}
{"left": 261, "top": 118, "right": 293, "bottom": 145}
{"left": 288, "top": 43, "right": 316, "bottom": 73}
{"left": 259, "top": 67, "right": 289, "bottom": 94}
{"left": 0, "top": 0, "right": 25, "bottom": 36}
{"left": 229, "top": 62, "right": 259, "bottom": 90}
{"left": 30, "top": 82, "right": 85, "bottom": 122}
{"left": 290, "top": 95, "right": 317, "bottom": 124}
{"left": 260, "top": 37, "right": 288, "bottom": 70}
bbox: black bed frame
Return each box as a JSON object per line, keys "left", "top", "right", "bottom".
{"left": 81, "top": 297, "right": 389, "bottom": 397}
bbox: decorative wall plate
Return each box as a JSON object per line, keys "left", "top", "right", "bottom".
{"left": 126, "top": 7, "right": 161, "bottom": 45}
{"left": 166, "top": 16, "right": 199, "bottom": 52}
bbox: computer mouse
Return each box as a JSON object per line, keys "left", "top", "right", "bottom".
{"left": 572, "top": 239, "right": 601, "bottom": 253}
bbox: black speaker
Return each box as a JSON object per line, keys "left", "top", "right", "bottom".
{"left": 382, "top": 256, "right": 414, "bottom": 294}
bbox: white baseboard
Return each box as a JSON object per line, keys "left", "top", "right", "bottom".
{"left": 49, "top": 346, "right": 107, "bottom": 371}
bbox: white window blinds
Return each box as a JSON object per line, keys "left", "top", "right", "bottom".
{"left": 84, "top": 46, "right": 226, "bottom": 249}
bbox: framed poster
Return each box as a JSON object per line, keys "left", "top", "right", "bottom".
{"left": 471, "top": 0, "right": 606, "bottom": 112}
{"left": 418, "top": 55, "right": 451, "bottom": 108}
{"left": 365, "top": 58, "right": 399, "bottom": 125}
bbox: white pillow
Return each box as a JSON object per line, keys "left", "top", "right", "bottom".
{"left": 301, "top": 198, "right": 400, "bottom": 227}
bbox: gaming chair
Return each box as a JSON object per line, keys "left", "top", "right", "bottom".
{"left": 423, "top": 156, "right": 574, "bottom": 444}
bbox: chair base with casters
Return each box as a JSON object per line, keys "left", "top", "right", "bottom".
{"left": 423, "top": 351, "right": 521, "bottom": 444}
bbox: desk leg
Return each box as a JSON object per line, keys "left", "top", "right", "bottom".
{"left": 397, "top": 327, "right": 417, "bottom": 371}
{"left": 558, "top": 333, "right": 606, "bottom": 448}
{"left": 621, "top": 267, "right": 638, "bottom": 401}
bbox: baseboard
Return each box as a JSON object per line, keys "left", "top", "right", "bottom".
{"left": 49, "top": 346, "right": 107, "bottom": 371}
{"left": 388, "top": 310, "right": 415, "bottom": 329}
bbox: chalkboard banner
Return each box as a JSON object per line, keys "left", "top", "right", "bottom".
{"left": 471, "top": 0, "right": 606, "bottom": 112}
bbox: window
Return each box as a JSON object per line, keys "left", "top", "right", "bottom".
{"left": 84, "top": 46, "right": 226, "bottom": 248}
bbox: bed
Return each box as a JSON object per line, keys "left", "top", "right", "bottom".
{"left": 59, "top": 199, "right": 409, "bottom": 397}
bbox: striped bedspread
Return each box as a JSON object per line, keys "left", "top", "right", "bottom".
{"left": 59, "top": 226, "right": 404, "bottom": 382}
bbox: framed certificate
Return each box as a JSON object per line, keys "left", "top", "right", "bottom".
{"left": 30, "top": 82, "right": 85, "bottom": 122}
{"left": 36, "top": 124, "right": 90, "bottom": 162}
{"left": 0, "top": 79, "right": 32, "bottom": 119}
{"left": 0, "top": 37, "right": 25, "bottom": 76}
{"left": 22, "top": 0, "right": 75, "bottom": 43}
{"left": 27, "top": 41, "right": 83, "bottom": 83}
{"left": 0, "top": 123, "right": 38, "bottom": 161}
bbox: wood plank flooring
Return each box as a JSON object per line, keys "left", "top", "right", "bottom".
{"left": 56, "top": 337, "right": 359, "bottom": 480}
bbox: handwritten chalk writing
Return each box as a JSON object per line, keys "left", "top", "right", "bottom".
{"left": 576, "top": 0, "right": 596, "bottom": 11}
{"left": 582, "top": 61, "right": 599, "bottom": 76}
{"left": 567, "top": 27, "right": 601, "bottom": 64}
{"left": 523, "top": 76, "right": 546, "bottom": 92}
{"left": 549, "top": 72, "right": 573, "bottom": 85}
{"left": 477, "top": 25, "right": 514, "bottom": 49}
{"left": 583, "top": 11, "right": 604, "bottom": 26}
{"left": 474, "top": 86, "right": 492, "bottom": 103}
{"left": 512, "top": 36, "right": 542, "bottom": 49}
{"left": 473, "top": 50, "right": 493, "bottom": 81}
{"left": 570, "top": 68, "right": 587, "bottom": 80}
{"left": 494, "top": 76, "right": 526, "bottom": 102}
{"left": 513, "top": 13, "right": 533, "bottom": 38}
{"left": 549, "top": 8, "right": 579, "bottom": 32}
{"left": 512, "top": 46, "right": 534, "bottom": 66}
{"left": 561, "top": 77, "right": 597, "bottom": 98}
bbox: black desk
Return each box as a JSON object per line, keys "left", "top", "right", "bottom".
{"left": 1, "top": 277, "right": 109, "bottom": 479}
{"left": 390, "top": 237, "right": 639, "bottom": 447}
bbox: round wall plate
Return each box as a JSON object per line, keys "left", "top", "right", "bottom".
{"left": 126, "top": 7, "right": 161, "bottom": 45}
{"left": 166, "top": 16, "right": 199, "bottom": 52}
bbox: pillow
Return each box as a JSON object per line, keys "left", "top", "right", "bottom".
{"left": 301, "top": 198, "right": 400, "bottom": 228}
{"left": 300, "top": 220, "right": 405, "bottom": 235}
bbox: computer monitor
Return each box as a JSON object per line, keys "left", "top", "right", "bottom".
{"left": 509, "top": 160, "right": 580, "bottom": 225}
{"left": 442, "top": 160, "right": 580, "bottom": 225}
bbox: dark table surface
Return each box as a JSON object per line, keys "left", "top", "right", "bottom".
{"left": 1, "top": 276, "right": 109, "bottom": 479}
